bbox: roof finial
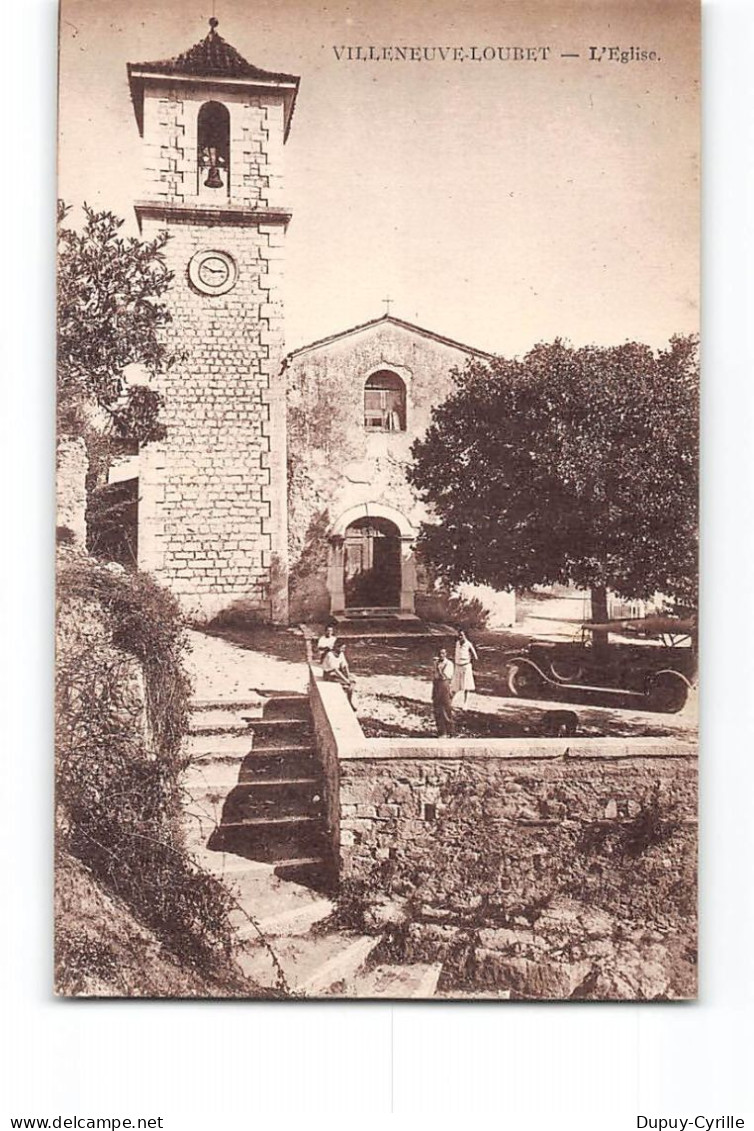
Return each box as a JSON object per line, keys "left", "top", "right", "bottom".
{"left": 209, "top": 16, "right": 219, "bottom": 32}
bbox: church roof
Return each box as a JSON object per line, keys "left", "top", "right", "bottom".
{"left": 286, "top": 314, "right": 495, "bottom": 362}
{"left": 128, "top": 20, "right": 299, "bottom": 137}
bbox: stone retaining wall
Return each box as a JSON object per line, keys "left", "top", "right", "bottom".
{"left": 308, "top": 669, "right": 697, "bottom": 919}
{"left": 338, "top": 745, "right": 696, "bottom": 916}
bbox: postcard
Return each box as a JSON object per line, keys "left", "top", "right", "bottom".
{"left": 56, "top": 0, "right": 699, "bottom": 999}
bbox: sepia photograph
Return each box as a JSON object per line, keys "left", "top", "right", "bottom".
{"left": 55, "top": 0, "right": 699, "bottom": 1001}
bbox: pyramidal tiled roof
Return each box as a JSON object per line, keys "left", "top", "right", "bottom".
{"left": 129, "top": 20, "right": 298, "bottom": 84}
{"left": 127, "top": 20, "right": 299, "bottom": 138}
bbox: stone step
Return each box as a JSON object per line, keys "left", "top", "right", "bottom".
{"left": 207, "top": 814, "right": 330, "bottom": 863}
{"left": 196, "top": 852, "right": 326, "bottom": 877}
{"left": 183, "top": 759, "right": 248, "bottom": 796}
{"left": 216, "top": 814, "right": 322, "bottom": 827}
{"left": 192, "top": 853, "right": 331, "bottom": 893}
{"left": 191, "top": 698, "right": 264, "bottom": 726}
{"left": 256, "top": 695, "right": 311, "bottom": 721}
{"left": 186, "top": 787, "right": 324, "bottom": 826}
{"left": 298, "top": 934, "right": 382, "bottom": 996}
{"left": 192, "top": 697, "right": 265, "bottom": 712}
{"left": 237, "top": 933, "right": 381, "bottom": 996}
{"left": 189, "top": 717, "right": 252, "bottom": 737}
{"left": 207, "top": 871, "right": 332, "bottom": 932}
{"left": 219, "top": 864, "right": 330, "bottom": 913}
{"left": 219, "top": 783, "right": 324, "bottom": 823}
{"left": 241, "top": 750, "right": 320, "bottom": 780}
{"left": 236, "top": 897, "right": 334, "bottom": 939}
{"left": 185, "top": 770, "right": 320, "bottom": 798}
{"left": 185, "top": 846, "right": 333, "bottom": 893}
{"left": 182, "top": 807, "right": 225, "bottom": 855}
{"left": 352, "top": 962, "right": 443, "bottom": 999}
{"left": 186, "top": 732, "right": 252, "bottom": 760}
{"left": 249, "top": 717, "right": 314, "bottom": 736}
{"left": 252, "top": 730, "right": 315, "bottom": 752}
{"left": 185, "top": 750, "right": 319, "bottom": 788}
{"left": 273, "top": 860, "right": 334, "bottom": 890}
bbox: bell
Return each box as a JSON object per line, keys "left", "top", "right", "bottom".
{"left": 204, "top": 165, "right": 223, "bottom": 189}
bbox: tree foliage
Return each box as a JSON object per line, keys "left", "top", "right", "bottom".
{"left": 408, "top": 337, "right": 699, "bottom": 610}
{"left": 57, "top": 201, "right": 177, "bottom": 443}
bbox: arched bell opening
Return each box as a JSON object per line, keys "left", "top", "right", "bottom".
{"left": 197, "top": 101, "right": 230, "bottom": 196}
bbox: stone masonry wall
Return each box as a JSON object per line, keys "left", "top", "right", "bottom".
{"left": 339, "top": 749, "right": 697, "bottom": 923}
{"left": 56, "top": 437, "right": 88, "bottom": 547}
{"left": 140, "top": 83, "right": 286, "bottom": 212}
{"left": 137, "top": 83, "right": 288, "bottom": 621}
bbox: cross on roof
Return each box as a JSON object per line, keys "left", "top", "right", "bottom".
{"left": 382, "top": 296, "right": 394, "bottom": 316}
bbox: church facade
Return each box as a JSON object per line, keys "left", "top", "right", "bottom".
{"left": 125, "top": 22, "right": 499, "bottom": 625}
{"left": 286, "top": 315, "right": 492, "bottom": 621}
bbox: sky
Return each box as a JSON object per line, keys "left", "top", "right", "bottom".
{"left": 58, "top": 0, "right": 699, "bottom": 356}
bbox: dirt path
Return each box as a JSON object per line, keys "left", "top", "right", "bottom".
{"left": 185, "top": 627, "right": 696, "bottom": 741}
{"left": 186, "top": 629, "right": 308, "bottom": 701}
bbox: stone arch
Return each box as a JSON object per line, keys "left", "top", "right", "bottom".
{"left": 327, "top": 503, "right": 417, "bottom": 615}
{"left": 330, "top": 502, "right": 416, "bottom": 540}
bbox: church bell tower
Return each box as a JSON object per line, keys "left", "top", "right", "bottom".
{"left": 127, "top": 20, "right": 299, "bottom": 622}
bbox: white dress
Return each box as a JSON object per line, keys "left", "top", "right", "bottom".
{"left": 451, "top": 639, "right": 478, "bottom": 693}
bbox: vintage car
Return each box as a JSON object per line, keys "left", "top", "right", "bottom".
{"left": 503, "top": 618, "right": 696, "bottom": 713}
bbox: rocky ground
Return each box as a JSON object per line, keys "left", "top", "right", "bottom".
{"left": 348, "top": 892, "right": 697, "bottom": 1000}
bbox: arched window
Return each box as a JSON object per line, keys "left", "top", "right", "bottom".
{"left": 364, "top": 371, "right": 406, "bottom": 432}
{"left": 197, "top": 101, "right": 230, "bottom": 192}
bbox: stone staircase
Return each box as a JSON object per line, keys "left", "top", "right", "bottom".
{"left": 185, "top": 692, "right": 332, "bottom": 887}
{"left": 183, "top": 689, "right": 442, "bottom": 998}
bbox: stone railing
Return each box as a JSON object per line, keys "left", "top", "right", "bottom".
{"left": 307, "top": 663, "right": 367, "bottom": 866}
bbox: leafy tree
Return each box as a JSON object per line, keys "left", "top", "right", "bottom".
{"left": 57, "top": 201, "right": 177, "bottom": 444}
{"left": 408, "top": 337, "right": 698, "bottom": 644}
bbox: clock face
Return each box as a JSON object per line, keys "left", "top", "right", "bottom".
{"left": 198, "top": 255, "right": 229, "bottom": 287}
{"left": 188, "top": 250, "right": 237, "bottom": 295}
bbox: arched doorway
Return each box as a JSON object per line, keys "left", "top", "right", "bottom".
{"left": 343, "top": 516, "right": 401, "bottom": 609}
{"left": 327, "top": 503, "right": 417, "bottom": 615}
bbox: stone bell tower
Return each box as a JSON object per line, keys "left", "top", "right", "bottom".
{"left": 127, "top": 19, "right": 298, "bottom": 622}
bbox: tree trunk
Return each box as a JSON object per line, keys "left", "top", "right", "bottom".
{"left": 591, "top": 584, "right": 610, "bottom": 658}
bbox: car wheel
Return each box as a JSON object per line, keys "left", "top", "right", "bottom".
{"left": 549, "top": 658, "right": 585, "bottom": 682}
{"left": 646, "top": 671, "right": 688, "bottom": 713}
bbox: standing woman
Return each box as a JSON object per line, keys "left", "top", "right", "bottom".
{"left": 451, "top": 628, "right": 479, "bottom": 708}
